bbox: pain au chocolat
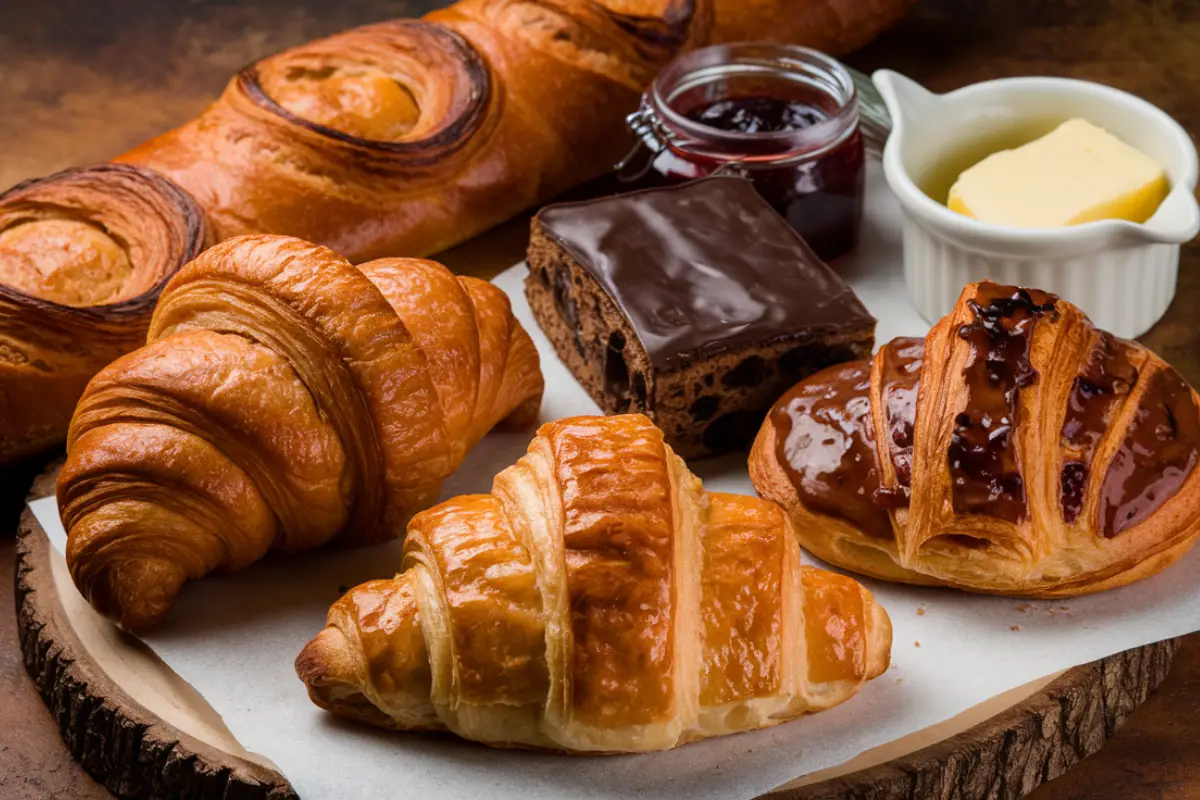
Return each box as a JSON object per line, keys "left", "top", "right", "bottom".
{"left": 750, "top": 281, "right": 1200, "bottom": 597}
{"left": 526, "top": 177, "right": 875, "bottom": 459}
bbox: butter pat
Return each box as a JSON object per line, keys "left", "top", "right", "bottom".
{"left": 947, "top": 118, "right": 1169, "bottom": 227}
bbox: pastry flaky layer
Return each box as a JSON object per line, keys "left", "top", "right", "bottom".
{"left": 296, "top": 414, "right": 891, "bottom": 753}
{"left": 0, "top": 164, "right": 212, "bottom": 465}
{"left": 57, "top": 234, "right": 544, "bottom": 632}
{"left": 751, "top": 281, "right": 1200, "bottom": 597}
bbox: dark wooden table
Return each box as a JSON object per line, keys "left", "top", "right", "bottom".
{"left": 3, "top": 0, "right": 1199, "bottom": 797}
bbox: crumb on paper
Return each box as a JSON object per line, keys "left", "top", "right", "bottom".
{"left": 1015, "top": 604, "right": 1029, "bottom": 613}
{"left": 890, "top": 662, "right": 899, "bottom": 670}
{"left": 895, "top": 678, "right": 903, "bottom": 685}
{"left": 1011, "top": 625, "right": 1021, "bottom": 631}
{"left": 914, "top": 640, "right": 921, "bottom": 647}
{"left": 916, "top": 607, "right": 926, "bottom": 616}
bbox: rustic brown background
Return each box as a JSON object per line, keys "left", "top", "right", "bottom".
{"left": 3, "top": 0, "right": 1200, "bottom": 797}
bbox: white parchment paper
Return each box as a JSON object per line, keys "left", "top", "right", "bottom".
{"left": 28, "top": 163, "right": 1200, "bottom": 799}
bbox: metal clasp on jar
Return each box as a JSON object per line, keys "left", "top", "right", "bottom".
{"left": 615, "top": 100, "right": 673, "bottom": 182}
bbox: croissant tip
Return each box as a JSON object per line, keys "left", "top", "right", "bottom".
{"left": 295, "top": 626, "right": 355, "bottom": 707}
{"left": 865, "top": 596, "right": 894, "bottom": 680}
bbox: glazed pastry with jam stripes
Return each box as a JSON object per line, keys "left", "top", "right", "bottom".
{"left": 751, "top": 281, "right": 1200, "bottom": 597}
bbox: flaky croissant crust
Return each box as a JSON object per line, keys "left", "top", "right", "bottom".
{"left": 297, "top": 414, "right": 891, "bottom": 753}
{"left": 0, "top": 164, "right": 212, "bottom": 464}
{"left": 58, "top": 234, "right": 543, "bottom": 631}
{"left": 751, "top": 282, "right": 1200, "bottom": 597}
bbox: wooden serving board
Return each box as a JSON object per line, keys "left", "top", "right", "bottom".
{"left": 14, "top": 462, "right": 1179, "bottom": 800}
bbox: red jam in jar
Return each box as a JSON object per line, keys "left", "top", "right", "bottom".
{"left": 621, "top": 44, "right": 865, "bottom": 263}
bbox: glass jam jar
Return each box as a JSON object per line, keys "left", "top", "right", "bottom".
{"left": 619, "top": 43, "right": 865, "bottom": 263}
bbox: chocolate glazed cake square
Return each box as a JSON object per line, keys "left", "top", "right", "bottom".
{"left": 525, "top": 177, "right": 876, "bottom": 459}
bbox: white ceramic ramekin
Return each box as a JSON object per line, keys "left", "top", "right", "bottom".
{"left": 873, "top": 70, "right": 1200, "bottom": 338}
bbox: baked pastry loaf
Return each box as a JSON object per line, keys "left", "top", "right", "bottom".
{"left": 750, "top": 282, "right": 1200, "bottom": 597}
{"left": 113, "top": 0, "right": 914, "bottom": 262}
{"left": 58, "top": 234, "right": 544, "bottom": 631}
{"left": 116, "top": 1, "right": 696, "bottom": 262}
{"left": 707, "top": 0, "right": 916, "bottom": 53}
{"left": 526, "top": 178, "right": 875, "bottom": 459}
{"left": 0, "top": 164, "right": 211, "bottom": 465}
{"left": 296, "top": 413, "right": 891, "bottom": 752}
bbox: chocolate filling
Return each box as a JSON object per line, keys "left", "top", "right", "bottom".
{"left": 879, "top": 337, "right": 924, "bottom": 500}
{"left": 948, "top": 285, "right": 1058, "bottom": 524}
{"left": 1100, "top": 367, "right": 1200, "bottom": 537}
{"left": 772, "top": 361, "right": 892, "bottom": 540}
{"left": 1058, "top": 332, "right": 1139, "bottom": 524}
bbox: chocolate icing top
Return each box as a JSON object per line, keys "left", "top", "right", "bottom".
{"left": 879, "top": 337, "right": 924, "bottom": 498}
{"left": 948, "top": 284, "right": 1058, "bottom": 524}
{"left": 1059, "top": 332, "right": 1140, "bottom": 525}
{"left": 535, "top": 177, "right": 875, "bottom": 371}
{"left": 1100, "top": 366, "right": 1200, "bottom": 537}
{"left": 771, "top": 360, "right": 893, "bottom": 541}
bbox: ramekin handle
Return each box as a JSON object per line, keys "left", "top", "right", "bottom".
{"left": 1134, "top": 188, "right": 1200, "bottom": 245}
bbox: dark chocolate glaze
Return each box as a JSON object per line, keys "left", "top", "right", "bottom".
{"left": 1100, "top": 366, "right": 1200, "bottom": 537}
{"left": 535, "top": 177, "right": 875, "bottom": 371}
{"left": 879, "top": 337, "right": 924, "bottom": 502}
{"left": 1059, "top": 332, "right": 1140, "bottom": 524}
{"left": 771, "top": 361, "right": 893, "bottom": 540}
{"left": 948, "top": 284, "right": 1058, "bottom": 524}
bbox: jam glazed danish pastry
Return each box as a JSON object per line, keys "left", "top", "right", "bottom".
{"left": 750, "top": 281, "right": 1200, "bottom": 596}
{"left": 58, "top": 235, "right": 543, "bottom": 631}
{"left": 297, "top": 414, "right": 891, "bottom": 752}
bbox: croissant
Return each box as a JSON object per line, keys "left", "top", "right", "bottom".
{"left": 0, "top": 164, "right": 211, "bottom": 465}
{"left": 57, "top": 234, "right": 544, "bottom": 631}
{"left": 115, "top": 1, "right": 695, "bottom": 263}
{"left": 296, "top": 413, "right": 891, "bottom": 752}
{"left": 750, "top": 281, "right": 1200, "bottom": 597}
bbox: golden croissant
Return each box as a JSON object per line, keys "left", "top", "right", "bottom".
{"left": 751, "top": 281, "right": 1200, "bottom": 597}
{"left": 0, "top": 164, "right": 211, "bottom": 464}
{"left": 296, "top": 414, "right": 891, "bottom": 753}
{"left": 58, "top": 234, "right": 544, "bottom": 631}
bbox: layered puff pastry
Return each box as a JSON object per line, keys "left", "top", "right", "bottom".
{"left": 297, "top": 414, "right": 892, "bottom": 753}
{"left": 58, "top": 234, "right": 544, "bottom": 631}
{"left": 117, "top": 1, "right": 697, "bottom": 263}
{"left": 0, "top": 164, "right": 212, "bottom": 465}
{"left": 750, "top": 282, "right": 1200, "bottom": 597}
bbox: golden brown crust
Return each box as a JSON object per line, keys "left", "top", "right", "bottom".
{"left": 0, "top": 164, "right": 212, "bottom": 465}
{"left": 110, "top": 0, "right": 916, "bottom": 262}
{"left": 116, "top": 4, "right": 694, "bottom": 262}
{"left": 296, "top": 413, "right": 892, "bottom": 753}
{"left": 750, "top": 282, "right": 1200, "bottom": 597}
{"left": 58, "top": 234, "right": 544, "bottom": 631}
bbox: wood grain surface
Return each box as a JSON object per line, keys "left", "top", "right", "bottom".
{"left": 3, "top": 0, "right": 1200, "bottom": 798}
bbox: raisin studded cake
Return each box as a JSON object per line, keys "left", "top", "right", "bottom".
{"left": 525, "top": 177, "right": 876, "bottom": 459}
